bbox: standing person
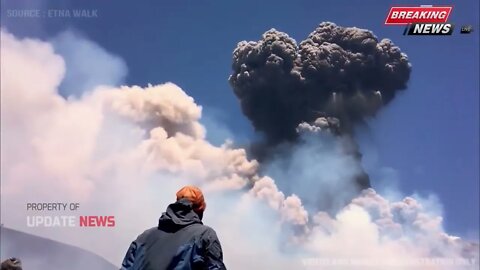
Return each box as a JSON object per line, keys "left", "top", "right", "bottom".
{"left": 121, "top": 186, "right": 226, "bottom": 270}
{"left": 1, "top": 258, "right": 22, "bottom": 270}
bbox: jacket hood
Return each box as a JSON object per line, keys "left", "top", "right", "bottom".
{"left": 158, "top": 199, "right": 203, "bottom": 229}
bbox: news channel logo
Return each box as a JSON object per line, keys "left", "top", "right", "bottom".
{"left": 384, "top": 5, "right": 474, "bottom": 36}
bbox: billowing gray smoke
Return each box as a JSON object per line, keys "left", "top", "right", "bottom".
{"left": 229, "top": 22, "right": 411, "bottom": 190}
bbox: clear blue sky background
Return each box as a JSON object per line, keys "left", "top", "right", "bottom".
{"left": 2, "top": 0, "right": 478, "bottom": 239}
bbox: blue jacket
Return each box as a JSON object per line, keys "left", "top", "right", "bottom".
{"left": 120, "top": 199, "right": 226, "bottom": 270}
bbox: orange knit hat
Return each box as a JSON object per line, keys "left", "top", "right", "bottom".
{"left": 176, "top": 185, "right": 206, "bottom": 213}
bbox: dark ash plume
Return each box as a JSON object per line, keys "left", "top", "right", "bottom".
{"left": 229, "top": 22, "right": 411, "bottom": 190}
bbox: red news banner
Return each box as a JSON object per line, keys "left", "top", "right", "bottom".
{"left": 385, "top": 6, "right": 453, "bottom": 25}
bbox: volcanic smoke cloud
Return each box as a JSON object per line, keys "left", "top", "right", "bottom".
{"left": 229, "top": 22, "right": 411, "bottom": 139}
{"left": 229, "top": 22, "right": 412, "bottom": 190}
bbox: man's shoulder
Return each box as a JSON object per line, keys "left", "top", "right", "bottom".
{"left": 136, "top": 226, "right": 157, "bottom": 241}
{"left": 195, "top": 224, "right": 221, "bottom": 245}
{"left": 180, "top": 223, "right": 214, "bottom": 237}
{"left": 199, "top": 224, "right": 217, "bottom": 235}
{"left": 136, "top": 224, "right": 218, "bottom": 242}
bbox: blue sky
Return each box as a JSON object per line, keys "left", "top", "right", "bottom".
{"left": 2, "top": 0, "right": 478, "bottom": 238}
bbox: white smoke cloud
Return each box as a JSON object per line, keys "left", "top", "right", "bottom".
{"left": 263, "top": 128, "right": 364, "bottom": 214}
{"left": 0, "top": 29, "right": 477, "bottom": 270}
{"left": 51, "top": 30, "right": 128, "bottom": 97}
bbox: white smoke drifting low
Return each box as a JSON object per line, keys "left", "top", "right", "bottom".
{"left": 0, "top": 29, "right": 477, "bottom": 269}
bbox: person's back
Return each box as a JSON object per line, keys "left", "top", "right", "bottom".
{"left": 121, "top": 186, "right": 226, "bottom": 270}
